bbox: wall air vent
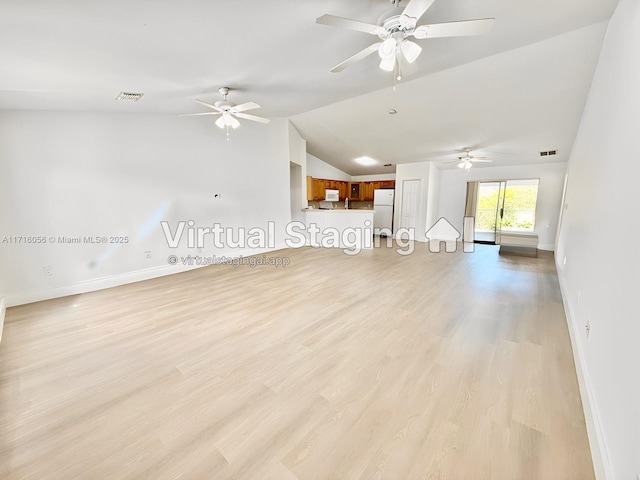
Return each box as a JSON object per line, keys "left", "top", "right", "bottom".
{"left": 540, "top": 150, "right": 558, "bottom": 157}
{"left": 115, "top": 92, "right": 144, "bottom": 102}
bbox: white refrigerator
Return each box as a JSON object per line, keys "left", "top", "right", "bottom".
{"left": 373, "top": 189, "right": 394, "bottom": 236}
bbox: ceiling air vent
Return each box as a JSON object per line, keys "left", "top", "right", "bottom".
{"left": 115, "top": 92, "right": 144, "bottom": 102}
{"left": 383, "top": 163, "right": 393, "bottom": 167}
{"left": 539, "top": 150, "right": 558, "bottom": 157}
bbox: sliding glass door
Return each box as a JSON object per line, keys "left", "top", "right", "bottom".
{"left": 474, "top": 181, "right": 505, "bottom": 243}
{"left": 473, "top": 179, "right": 539, "bottom": 244}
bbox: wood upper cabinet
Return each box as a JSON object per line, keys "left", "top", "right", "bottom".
{"left": 306, "top": 177, "right": 394, "bottom": 202}
{"left": 362, "top": 182, "right": 374, "bottom": 201}
{"left": 306, "top": 176, "right": 314, "bottom": 201}
{"left": 349, "top": 182, "right": 361, "bottom": 200}
{"left": 307, "top": 177, "right": 349, "bottom": 201}
{"left": 338, "top": 181, "right": 348, "bottom": 200}
{"left": 315, "top": 178, "right": 328, "bottom": 200}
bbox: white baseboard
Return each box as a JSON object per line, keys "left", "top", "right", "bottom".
{"left": 3, "top": 245, "right": 289, "bottom": 308}
{"left": 0, "top": 297, "right": 5, "bottom": 343}
{"left": 556, "top": 267, "right": 612, "bottom": 480}
{"left": 538, "top": 243, "right": 555, "bottom": 251}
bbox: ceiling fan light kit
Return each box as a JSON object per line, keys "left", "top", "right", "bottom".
{"left": 444, "top": 149, "right": 492, "bottom": 170}
{"left": 316, "top": 0, "right": 494, "bottom": 81}
{"left": 401, "top": 40, "right": 422, "bottom": 63}
{"left": 179, "top": 87, "right": 270, "bottom": 140}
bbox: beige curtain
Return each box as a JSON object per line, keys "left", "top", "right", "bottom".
{"left": 463, "top": 182, "right": 478, "bottom": 243}
{"left": 464, "top": 182, "right": 478, "bottom": 217}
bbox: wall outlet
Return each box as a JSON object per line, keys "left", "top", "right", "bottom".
{"left": 43, "top": 266, "right": 53, "bottom": 276}
{"left": 145, "top": 251, "right": 151, "bottom": 259}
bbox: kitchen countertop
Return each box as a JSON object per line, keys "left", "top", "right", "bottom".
{"left": 302, "top": 208, "right": 374, "bottom": 213}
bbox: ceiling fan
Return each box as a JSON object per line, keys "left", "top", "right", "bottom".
{"left": 442, "top": 150, "right": 492, "bottom": 170}
{"left": 316, "top": 0, "right": 494, "bottom": 79}
{"left": 180, "top": 87, "right": 270, "bottom": 140}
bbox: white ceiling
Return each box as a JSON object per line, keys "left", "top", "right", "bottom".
{"left": 292, "top": 22, "right": 608, "bottom": 175}
{"left": 0, "top": 0, "right": 618, "bottom": 174}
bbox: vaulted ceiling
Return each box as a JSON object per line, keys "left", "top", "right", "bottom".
{"left": 0, "top": 0, "right": 619, "bottom": 174}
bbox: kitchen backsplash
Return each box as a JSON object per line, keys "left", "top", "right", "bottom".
{"left": 307, "top": 200, "right": 374, "bottom": 210}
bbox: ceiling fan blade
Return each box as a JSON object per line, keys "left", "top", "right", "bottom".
{"left": 179, "top": 112, "right": 221, "bottom": 117}
{"left": 442, "top": 159, "right": 464, "bottom": 164}
{"left": 194, "top": 99, "right": 222, "bottom": 111}
{"left": 413, "top": 18, "right": 495, "bottom": 39}
{"left": 234, "top": 112, "right": 271, "bottom": 124}
{"left": 316, "top": 14, "right": 384, "bottom": 34}
{"left": 401, "top": 0, "right": 436, "bottom": 23}
{"left": 471, "top": 159, "right": 492, "bottom": 163}
{"left": 330, "top": 42, "right": 382, "bottom": 73}
{"left": 232, "top": 101, "right": 260, "bottom": 113}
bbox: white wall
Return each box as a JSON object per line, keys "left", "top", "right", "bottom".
{"left": 556, "top": 0, "right": 640, "bottom": 478}
{"left": 426, "top": 163, "right": 441, "bottom": 231}
{"left": 306, "top": 153, "right": 351, "bottom": 181}
{"left": 288, "top": 122, "right": 308, "bottom": 221}
{"left": 437, "top": 162, "right": 567, "bottom": 250}
{"left": 393, "top": 162, "right": 432, "bottom": 242}
{"left": 350, "top": 173, "right": 396, "bottom": 181}
{"left": 0, "top": 111, "right": 290, "bottom": 306}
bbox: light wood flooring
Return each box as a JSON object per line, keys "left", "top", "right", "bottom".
{"left": 0, "top": 243, "right": 594, "bottom": 479}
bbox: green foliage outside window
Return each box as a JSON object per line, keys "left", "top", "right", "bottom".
{"left": 475, "top": 183, "right": 538, "bottom": 232}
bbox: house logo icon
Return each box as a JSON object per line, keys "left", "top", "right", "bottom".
{"left": 425, "top": 217, "right": 475, "bottom": 253}
{"left": 425, "top": 217, "right": 460, "bottom": 253}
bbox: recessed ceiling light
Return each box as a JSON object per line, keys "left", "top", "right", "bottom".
{"left": 355, "top": 156, "right": 377, "bottom": 166}
{"left": 388, "top": 108, "right": 397, "bottom": 115}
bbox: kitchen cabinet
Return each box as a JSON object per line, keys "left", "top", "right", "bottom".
{"left": 306, "top": 177, "right": 393, "bottom": 202}
{"left": 349, "top": 182, "right": 361, "bottom": 200}
{"left": 306, "top": 176, "right": 314, "bottom": 201}
{"left": 307, "top": 177, "right": 349, "bottom": 201}
{"left": 362, "top": 182, "right": 374, "bottom": 201}
{"left": 313, "top": 178, "right": 326, "bottom": 201}
{"left": 338, "top": 182, "right": 348, "bottom": 200}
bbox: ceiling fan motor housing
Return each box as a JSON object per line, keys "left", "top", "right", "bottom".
{"left": 377, "top": 14, "right": 416, "bottom": 40}
{"left": 214, "top": 100, "right": 235, "bottom": 112}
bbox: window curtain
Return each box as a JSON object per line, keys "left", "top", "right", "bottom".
{"left": 464, "top": 182, "right": 478, "bottom": 217}
{"left": 463, "top": 182, "right": 478, "bottom": 243}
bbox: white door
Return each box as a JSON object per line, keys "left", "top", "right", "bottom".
{"left": 401, "top": 179, "right": 420, "bottom": 240}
